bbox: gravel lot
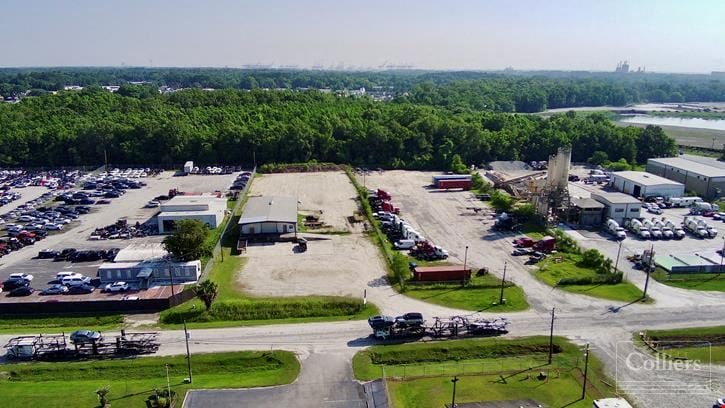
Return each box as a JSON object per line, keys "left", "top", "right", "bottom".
{"left": 241, "top": 172, "right": 388, "bottom": 298}
{"left": 249, "top": 172, "right": 359, "bottom": 231}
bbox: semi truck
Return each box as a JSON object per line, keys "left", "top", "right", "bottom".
{"left": 643, "top": 219, "right": 662, "bottom": 240}
{"left": 606, "top": 219, "right": 626, "bottom": 240}
{"left": 183, "top": 161, "right": 194, "bottom": 174}
{"left": 625, "top": 219, "right": 650, "bottom": 239}
{"left": 663, "top": 219, "right": 686, "bottom": 240}
{"left": 410, "top": 264, "right": 471, "bottom": 282}
{"left": 683, "top": 216, "right": 709, "bottom": 238}
{"left": 654, "top": 218, "right": 673, "bottom": 239}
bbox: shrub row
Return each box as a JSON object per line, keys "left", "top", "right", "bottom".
{"left": 258, "top": 162, "right": 345, "bottom": 173}
{"left": 161, "top": 297, "right": 366, "bottom": 324}
{"left": 368, "top": 341, "right": 561, "bottom": 365}
{"left": 557, "top": 271, "right": 623, "bottom": 286}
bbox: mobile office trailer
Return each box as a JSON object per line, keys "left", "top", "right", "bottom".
{"left": 432, "top": 174, "right": 473, "bottom": 183}
{"left": 411, "top": 265, "right": 471, "bottom": 282}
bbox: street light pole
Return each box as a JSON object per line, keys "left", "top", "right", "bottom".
{"left": 720, "top": 237, "right": 725, "bottom": 273}
{"left": 499, "top": 261, "right": 507, "bottom": 304}
{"left": 581, "top": 344, "right": 590, "bottom": 400}
{"left": 643, "top": 244, "right": 653, "bottom": 299}
{"left": 450, "top": 376, "right": 459, "bottom": 408}
{"left": 462, "top": 245, "right": 469, "bottom": 287}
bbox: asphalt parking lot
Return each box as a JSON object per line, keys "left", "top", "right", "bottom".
{"left": 0, "top": 171, "right": 239, "bottom": 290}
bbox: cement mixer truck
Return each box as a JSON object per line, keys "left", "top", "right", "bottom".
{"left": 654, "top": 218, "right": 673, "bottom": 240}
{"left": 625, "top": 219, "right": 650, "bottom": 239}
{"left": 643, "top": 219, "right": 662, "bottom": 240}
{"left": 700, "top": 219, "right": 718, "bottom": 238}
{"left": 606, "top": 219, "right": 626, "bottom": 240}
{"left": 663, "top": 219, "right": 686, "bottom": 240}
{"left": 684, "top": 216, "right": 709, "bottom": 238}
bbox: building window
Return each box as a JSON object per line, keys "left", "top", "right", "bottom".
{"left": 615, "top": 208, "right": 624, "bottom": 213}
{"left": 629, "top": 208, "right": 639, "bottom": 212}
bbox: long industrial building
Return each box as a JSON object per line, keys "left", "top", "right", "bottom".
{"left": 238, "top": 196, "right": 298, "bottom": 237}
{"left": 610, "top": 171, "right": 684, "bottom": 198}
{"left": 647, "top": 155, "right": 725, "bottom": 199}
{"left": 590, "top": 191, "right": 641, "bottom": 224}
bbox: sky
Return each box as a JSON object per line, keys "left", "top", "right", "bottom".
{"left": 0, "top": 0, "right": 723, "bottom": 73}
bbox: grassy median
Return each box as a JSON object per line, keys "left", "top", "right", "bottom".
{"left": 0, "top": 350, "right": 299, "bottom": 407}
{"left": 536, "top": 252, "right": 647, "bottom": 303}
{"left": 353, "top": 336, "right": 614, "bottom": 408}
{"left": 402, "top": 274, "right": 528, "bottom": 311}
{"left": 0, "top": 313, "right": 124, "bottom": 335}
{"left": 643, "top": 326, "right": 725, "bottom": 364}
{"left": 652, "top": 268, "right": 725, "bottom": 292}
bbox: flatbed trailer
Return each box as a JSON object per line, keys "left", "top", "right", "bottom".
{"left": 369, "top": 314, "right": 509, "bottom": 340}
{"left": 5, "top": 330, "right": 160, "bottom": 360}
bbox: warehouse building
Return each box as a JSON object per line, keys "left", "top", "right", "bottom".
{"left": 157, "top": 194, "right": 227, "bottom": 234}
{"left": 568, "top": 197, "right": 605, "bottom": 226}
{"left": 647, "top": 155, "right": 725, "bottom": 199}
{"left": 96, "top": 242, "right": 201, "bottom": 288}
{"left": 590, "top": 192, "right": 641, "bottom": 224}
{"left": 238, "top": 196, "right": 298, "bottom": 237}
{"left": 610, "top": 171, "right": 684, "bottom": 199}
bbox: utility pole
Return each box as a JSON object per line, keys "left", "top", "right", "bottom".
{"left": 720, "top": 237, "right": 725, "bottom": 272}
{"left": 643, "top": 244, "right": 653, "bottom": 299}
{"left": 581, "top": 344, "right": 590, "bottom": 400}
{"left": 183, "top": 320, "right": 193, "bottom": 383}
{"left": 614, "top": 240, "right": 623, "bottom": 272}
{"left": 165, "top": 364, "right": 171, "bottom": 397}
{"left": 450, "top": 376, "right": 459, "bottom": 408}
{"left": 499, "top": 261, "right": 507, "bottom": 304}
{"left": 548, "top": 307, "right": 555, "bottom": 364}
{"left": 462, "top": 245, "right": 469, "bottom": 287}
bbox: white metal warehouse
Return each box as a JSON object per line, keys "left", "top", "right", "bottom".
{"left": 238, "top": 196, "right": 298, "bottom": 236}
{"left": 590, "top": 191, "right": 641, "bottom": 224}
{"left": 647, "top": 155, "right": 725, "bottom": 199}
{"left": 610, "top": 171, "right": 684, "bottom": 198}
{"left": 156, "top": 195, "right": 227, "bottom": 234}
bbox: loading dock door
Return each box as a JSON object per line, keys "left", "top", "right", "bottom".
{"left": 633, "top": 185, "right": 641, "bottom": 197}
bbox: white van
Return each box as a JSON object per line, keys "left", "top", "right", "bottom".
{"left": 394, "top": 239, "right": 416, "bottom": 250}
{"left": 56, "top": 271, "right": 80, "bottom": 282}
{"left": 61, "top": 275, "right": 91, "bottom": 287}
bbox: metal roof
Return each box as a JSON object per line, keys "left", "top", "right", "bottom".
{"left": 157, "top": 210, "right": 220, "bottom": 218}
{"left": 570, "top": 197, "right": 605, "bottom": 209}
{"left": 591, "top": 191, "right": 641, "bottom": 205}
{"left": 612, "top": 171, "right": 684, "bottom": 187}
{"left": 648, "top": 157, "right": 725, "bottom": 178}
{"left": 239, "top": 196, "right": 298, "bottom": 225}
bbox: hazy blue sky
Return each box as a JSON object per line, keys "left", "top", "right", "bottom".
{"left": 1, "top": 0, "right": 723, "bottom": 72}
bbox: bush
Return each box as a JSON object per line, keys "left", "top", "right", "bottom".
{"left": 392, "top": 252, "right": 410, "bottom": 290}
{"left": 551, "top": 229, "right": 579, "bottom": 253}
{"left": 490, "top": 190, "right": 515, "bottom": 212}
{"left": 471, "top": 172, "right": 491, "bottom": 192}
{"left": 604, "top": 158, "right": 632, "bottom": 171}
{"left": 367, "top": 341, "right": 561, "bottom": 365}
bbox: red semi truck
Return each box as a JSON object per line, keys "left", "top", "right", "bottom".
{"left": 436, "top": 179, "right": 472, "bottom": 190}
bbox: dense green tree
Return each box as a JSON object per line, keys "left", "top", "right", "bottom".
{"left": 162, "top": 219, "right": 210, "bottom": 261}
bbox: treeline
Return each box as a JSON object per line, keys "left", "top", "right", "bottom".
{"left": 0, "top": 88, "right": 676, "bottom": 168}
{"left": 1, "top": 68, "right": 725, "bottom": 113}
{"left": 403, "top": 77, "right": 725, "bottom": 113}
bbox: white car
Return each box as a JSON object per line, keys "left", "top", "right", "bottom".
{"left": 4, "top": 223, "right": 20, "bottom": 230}
{"left": 18, "top": 215, "right": 36, "bottom": 222}
{"left": 104, "top": 281, "right": 129, "bottom": 292}
{"left": 8, "top": 273, "right": 33, "bottom": 282}
{"left": 45, "top": 223, "right": 63, "bottom": 231}
{"left": 146, "top": 200, "right": 160, "bottom": 208}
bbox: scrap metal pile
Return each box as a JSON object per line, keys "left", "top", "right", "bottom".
{"left": 368, "top": 313, "right": 509, "bottom": 340}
